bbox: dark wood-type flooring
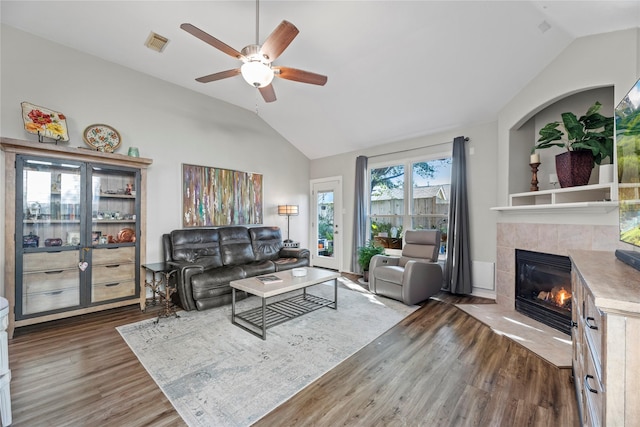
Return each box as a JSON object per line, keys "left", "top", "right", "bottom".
{"left": 8, "top": 277, "right": 579, "bottom": 426}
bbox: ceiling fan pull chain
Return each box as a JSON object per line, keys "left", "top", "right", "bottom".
{"left": 255, "top": 92, "right": 259, "bottom": 115}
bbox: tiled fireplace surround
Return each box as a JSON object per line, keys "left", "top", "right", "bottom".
{"left": 495, "top": 223, "right": 623, "bottom": 309}
{"left": 457, "top": 222, "right": 626, "bottom": 367}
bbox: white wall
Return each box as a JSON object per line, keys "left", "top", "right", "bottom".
{"left": 0, "top": 24, "right": 311, "bottom": 296}
{"left": 3, "top": 24, "right": 638, "bottom": 299}
{"left": 310, "top": 121, "right": 499, "bottom": 279}
{"left": 310, "top": 27, "right": 640, "bottom": 290}
{"left": 529, "top": 87, "right": 614, "bottom": 192}
{"left": 496, "top": 28, "right": 640, "bottom": 305}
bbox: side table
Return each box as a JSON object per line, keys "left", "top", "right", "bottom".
{"left": 141, "top": 262, "right": 167, "bottom": 309}
{"left": 141, "top": 262, "right": 179, "bottom": 323}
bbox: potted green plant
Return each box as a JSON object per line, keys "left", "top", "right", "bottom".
{"left": 532, "top": 101, "right": 614, "bottom": 187}
{"left": 357, "top": 240, "right": 385, "bottom": 282}
{"left": 371, "top": 221, "right": 403, "bottom": 249}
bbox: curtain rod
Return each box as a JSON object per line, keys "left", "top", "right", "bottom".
{"left": 367, "top": 136, "right": 469, "bottom": 159}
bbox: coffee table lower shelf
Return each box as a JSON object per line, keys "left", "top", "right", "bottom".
{"left": 232, "top": 290, "right": 336, "bottom": 340}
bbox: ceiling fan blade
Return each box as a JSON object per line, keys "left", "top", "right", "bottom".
{"left": 180, "top": 23, "right": 244, "bottom": 60}
{"left": 261, "top": 20, "right": 299, "bottom": 62}
{"left": 259, "top": 84, "right": 277, "bottom": 103}
{"left": 195, "top": 69, "right": 241, "bottom": 83}
{"left": 274, "top": 66, "right": 328, "bottom": 86}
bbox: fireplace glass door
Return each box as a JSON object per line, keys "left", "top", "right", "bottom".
{"left": 515, "top": 249, "right": 572, "bottom": 335}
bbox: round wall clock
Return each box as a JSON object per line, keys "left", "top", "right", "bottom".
{"left": 83, "top": 124, "right": 121, "bottom": 152}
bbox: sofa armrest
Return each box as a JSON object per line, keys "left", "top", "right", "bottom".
{"left": 401, "top": 260, "right": 443, "bottom": 305}
{"left": 370, "top": 254, "right": 400, "bottom": 270}
{"left": 169, "top": 261, "right": 205, "bottom": 311}
{"left": 279, "top": 247, "right": 310, "bottom": 259}
{"left": 369, "top": 254, "right": 400, "bottom": 293}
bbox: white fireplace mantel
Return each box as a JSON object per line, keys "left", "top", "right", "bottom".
{"left": 491, "top": 201, "right": 618, "bottom": 214}
{"left": 492, "top": 183, "right": 619, "bottom": 214}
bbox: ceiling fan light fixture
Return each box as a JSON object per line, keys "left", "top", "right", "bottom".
{"left": 241, "top": 60, "right": 274, "bottom": 88}
{"left": 182, "top": 19, "right": 326, "bottom": 101}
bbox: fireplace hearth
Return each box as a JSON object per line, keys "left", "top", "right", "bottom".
{"left": 515, "top": 249, "right": 572, "bottom": 335}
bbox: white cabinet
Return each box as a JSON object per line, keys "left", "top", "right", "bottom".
{"left": 570, "top": 250, "right": 640, "bottom": 426}
{"left": 0, "top": 298, "right": 11, "bottom": 426}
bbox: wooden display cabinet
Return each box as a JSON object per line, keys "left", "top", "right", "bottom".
{"left": 1, "top": 137, "right": 152, "bottom": 338}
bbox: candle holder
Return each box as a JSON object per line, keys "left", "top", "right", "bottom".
{"left": 530, "top": 162, "right": 541, "bottom": 191}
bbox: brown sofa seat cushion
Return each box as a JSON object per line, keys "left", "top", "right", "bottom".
{"left": 241, "top": 260, "right": 276, "bottom": 277}
{"left": 191, "top": 265, "right": 245, "bottom": 300}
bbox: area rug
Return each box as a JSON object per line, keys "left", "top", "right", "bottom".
{"left": 117, "top": 278, "right": 417, "bottom": 426}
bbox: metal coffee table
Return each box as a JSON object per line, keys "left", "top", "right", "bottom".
{"left": 230, "top": 267, "right": 341, "bottom": 340}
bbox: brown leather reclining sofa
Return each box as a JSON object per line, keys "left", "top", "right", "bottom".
{"left": 163, "top": 226, "right": 309, "bottom": 311}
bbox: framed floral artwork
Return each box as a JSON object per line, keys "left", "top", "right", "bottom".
{"left": 21, "top": 101, "right": 70, "bottom": 142}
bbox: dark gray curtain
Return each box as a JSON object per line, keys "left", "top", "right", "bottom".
{"left": 445, "top": 136, "right": 472, "bottom": 294}
{"left": 352, "top": 155, "right": 368, "bottom": 272}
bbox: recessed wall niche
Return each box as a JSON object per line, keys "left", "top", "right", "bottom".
{"left": 508, "top": 86, "right": 614, "bottom": 195}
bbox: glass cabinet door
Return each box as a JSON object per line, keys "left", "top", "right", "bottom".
{"left": 89, "top": 164, "right": 140, "bottom": 304}
{"left": 15, "top": 157, "right": 141, "bottom": 319}
{"left": 17, "top": 156, "right": 84, "bottom": 318}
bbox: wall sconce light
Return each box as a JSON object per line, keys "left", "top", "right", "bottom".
{"left": 278, "top": 204, "right": 299, "bottom": 243}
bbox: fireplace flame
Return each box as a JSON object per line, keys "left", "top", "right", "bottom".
{"left": 556, "top": 288, "right": 570, "bottom": 306}
{"left": 537, "top": 286, "right": 572, "bottom": 309}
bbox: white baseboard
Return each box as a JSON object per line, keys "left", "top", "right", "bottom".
{"left": 470, "top": 288, "right": 496, "bottom": 300}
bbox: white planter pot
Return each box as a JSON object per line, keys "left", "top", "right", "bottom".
{"left": 598, "top": 164, "right": 615, "bottom": 184}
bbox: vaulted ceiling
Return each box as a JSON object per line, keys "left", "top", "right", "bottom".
{"left": 2, "top": 1, "right": 639, "bottom": 159}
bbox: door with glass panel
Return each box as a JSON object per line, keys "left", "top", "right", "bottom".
{"left": 311, "top": 178, "right": 342, "bottom": 270}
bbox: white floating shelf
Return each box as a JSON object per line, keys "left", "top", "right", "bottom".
{"left": 492, "top": 183, "right": 619, "bottom": 213}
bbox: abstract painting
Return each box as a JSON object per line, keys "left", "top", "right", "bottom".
{"left": 182, "top": 164, "right": 263, "bottom": 227}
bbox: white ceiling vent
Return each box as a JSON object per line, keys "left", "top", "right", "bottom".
{"left": 145, "top": 32, "right": 169, "bottom": 52}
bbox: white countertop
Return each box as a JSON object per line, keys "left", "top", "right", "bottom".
{"left": 569, "top": 250, "right": 640, "bottom": 315}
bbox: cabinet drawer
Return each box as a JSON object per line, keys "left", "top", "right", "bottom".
{"left": 23, "top": 250, "right": 78, "bottom": 272}
{"left": 23, "top": 287, "right": 79, "bottom": 315}
{"left": 92, "top": 280, "right": 135, "bottom": 302}
{"left": 583, "top": 339, "right": 604, "bottom": 427}
{"left": 583, "top": 290, "right": 604, "bottom": 370}
{"left": 92, "top": 247, "right": 135, "bottom": 265}
{"left": 92, "top": 263, "right": 135, "bottom": 285}
{"left": 23, "top": 269, "right": 79, "bottom": 293}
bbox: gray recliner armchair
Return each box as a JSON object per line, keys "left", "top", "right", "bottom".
{"left": 369, "top": 230, "right": 443, "bottom": 305}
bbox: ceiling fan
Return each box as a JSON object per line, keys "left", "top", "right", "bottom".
{"left": 180, "top": 1, "right": 327, "bottom": 103}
